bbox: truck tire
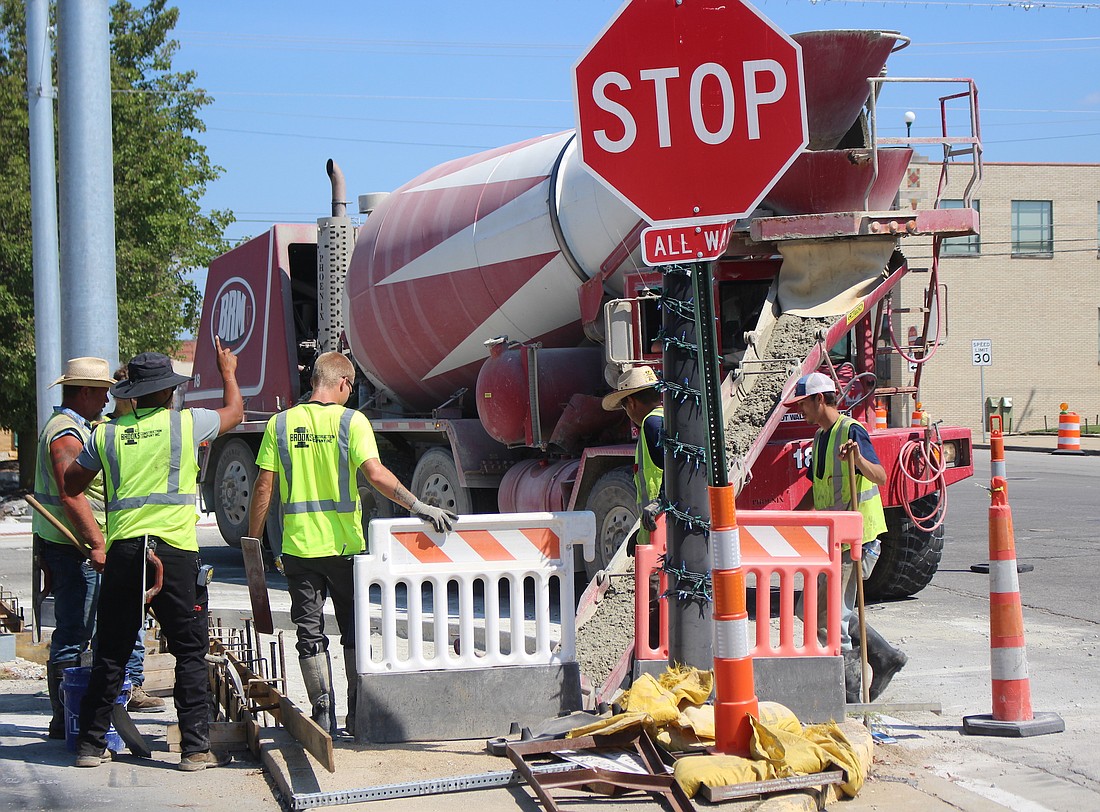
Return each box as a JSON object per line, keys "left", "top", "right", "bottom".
{"left": 411, "top": 448, "right": 472, "bottom": 515}
{"left": 584, "top": 467, "right": 638, "bottom": 581}
{"left": 864, "top": 493, "right": 945, "bottom": 600}
{"left": 213, "top": 438, "right": 257, "bottom": 548}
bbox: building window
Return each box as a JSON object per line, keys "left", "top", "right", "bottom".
{"left": 941, "top": 199, "right": 980, "bottom": 256}
{"left": 1011, "top": 200, "right": 1053, "bottom": 258}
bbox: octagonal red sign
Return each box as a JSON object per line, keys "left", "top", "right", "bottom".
{"left": 573, "top": 0, "right": 807, "bottom": 225}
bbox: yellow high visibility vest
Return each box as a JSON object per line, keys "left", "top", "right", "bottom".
{"left": 270, "top": 404, "right": 366, "bottom": 558}
{"left": 95, "top": 408, "right": 200, "bottom": 552}
{"left": 811, "top": 416, "right": 886, "bottom": 543}
{"left": 634, "top": 407, "right": 664, "bottom": 546}
{"left": 33, "top": 409, "right": 106, "bottom": 544}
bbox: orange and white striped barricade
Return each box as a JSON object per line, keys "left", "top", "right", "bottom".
{"left": 963, "top": 478, "right": 1064, "bottom": 737}
{"left": 351, "top": 511, "right": 594, "bottom": 742}
{"left": 1053, "top": 404, "right": 1084, "bottom": 454}
{"left": 875, "top": 400, "right": 888, "bottom": 431}
{"left": 635, "top": 509, "right": 861, "bottom": 722}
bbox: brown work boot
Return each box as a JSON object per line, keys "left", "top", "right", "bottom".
{"left": 127, "top": 684, "right": 166, "bottom": 713}
{"left": 178, "top": 750, "right": 231, "bottom": 772}
{"left": 75, "top": 748, "right": 112, "bottom": 768}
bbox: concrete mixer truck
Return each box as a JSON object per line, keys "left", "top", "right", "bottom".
{"left": 187, "top": 29, "right": 981, "bottom": 599}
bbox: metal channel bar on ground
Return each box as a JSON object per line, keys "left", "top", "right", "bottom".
{"left": 288, "top": 763, "right": 581, "bottom": 809}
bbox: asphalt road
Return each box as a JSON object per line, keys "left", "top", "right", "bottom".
{"left": 1, "top": 447, "right": 1098, "bottom": 810}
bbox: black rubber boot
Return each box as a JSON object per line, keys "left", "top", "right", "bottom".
{"left": 47, "top": 658, "right": 78, "bottom": 740}
{"left": 343, "top": 648, "right": 358, "bottom": 738}
{"left": 866, "top": 625, "right": 908, "bottom": 702}
{"left": 300, "top": 653, "right": 337, "bottom": 736}
{"left": 842, "top": 649, "right": 862, "bottom": 703}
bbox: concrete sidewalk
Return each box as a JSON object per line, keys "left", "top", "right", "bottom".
{"left": 973, "top": 431, "right": 1100, "bottom": 455}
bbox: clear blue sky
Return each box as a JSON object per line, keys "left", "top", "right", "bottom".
{"left": 172, "top": 0, "right": 1099, "bottom": 247}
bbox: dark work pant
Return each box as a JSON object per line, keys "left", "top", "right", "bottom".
{"left": 39, "top": 536, "right": 147, "bottom": 680}
{"left": 77, "top": 538, "right": 210, "bottom": 756}
{"left": 282, "top": 554, "right": 355, "bottom": 658}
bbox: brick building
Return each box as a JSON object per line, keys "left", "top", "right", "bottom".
{"left": 884, "top": 160, "right": 1100, "bottom": 435}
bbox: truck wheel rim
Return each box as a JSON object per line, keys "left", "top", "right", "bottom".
{"left": 220, "top": 461, "right": 250, "bottom": 524}
{"left": 600, "top": 506, "right": 633, "bottom": 561}
{"left": 421, "top": 473, "right": 458, "bottom": 512}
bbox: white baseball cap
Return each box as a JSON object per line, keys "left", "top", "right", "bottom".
{"left": 782, "top": 372, "right": 836, "bottom": 407}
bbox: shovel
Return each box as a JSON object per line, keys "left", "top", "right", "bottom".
{"left": 847, "top": 452, "right": 872, "bottom": 724}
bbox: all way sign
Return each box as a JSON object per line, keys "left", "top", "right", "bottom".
{"left": 642, "top": 222, "right": 733, "bottom": 266}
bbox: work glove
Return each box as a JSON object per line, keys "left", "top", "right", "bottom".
{"left": 641, "top": 499, "right": 662, "bottom": 533}
{"left": 410, "top": 499, "right": 458, "bottom": 533}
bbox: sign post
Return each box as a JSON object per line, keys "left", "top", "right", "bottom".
{"left": 972, "top": 339, "right": 992, "bottom": 442}
{"left": 574, "top": 0, "right": 807, "bottom": 754}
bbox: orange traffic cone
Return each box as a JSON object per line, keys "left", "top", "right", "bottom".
{"left": 875, "top": 400, "right": 887, "bottom": 431}
{"left": 969, "top": 423, "right": 1033, "bottom": 576}
{"left": 963, "top": 476, "right": 1064, "bottom": 737}
{"left": 709, "top": 484, "right": 758, "bottom": 755}
{"left": 910, "top": 401, "right": 925, "bottom": 428}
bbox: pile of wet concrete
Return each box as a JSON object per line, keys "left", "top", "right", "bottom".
{"left": 725, "top": 313, "right": 838, "bottom": 461}
{"left": 574, "top": 561, "right": 636, "bottom": 696}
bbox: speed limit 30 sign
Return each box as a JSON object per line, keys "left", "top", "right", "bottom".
{"left": 972, "top": 339, "right": 992, "bottom": 366}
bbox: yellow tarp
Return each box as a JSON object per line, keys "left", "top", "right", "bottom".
{"left": 567, "top": 666, "right": 869, "bottom": 800}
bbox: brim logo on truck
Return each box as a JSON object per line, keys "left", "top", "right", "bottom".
{"left": 210, "top": 276, "right": 257, "bottom": 353}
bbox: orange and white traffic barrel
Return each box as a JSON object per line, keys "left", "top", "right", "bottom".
{"left": 911, "top": 401, "right": 925, "bottom": 428}
{"left": 962, "top": 477, "right": 1064, "bottom": 737}
{"left": 1054, "top": 403, "right": 1083, "bottom": 454}
{"left": 875, "top": 400, "right": 887, "bottom": 431}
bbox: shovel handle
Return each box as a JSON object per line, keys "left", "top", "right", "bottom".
{"left": 24, "top": 494, "right": 91, "bottom": 557}
{"left": 848, "top": 452, "right": 873, "bottom": 711}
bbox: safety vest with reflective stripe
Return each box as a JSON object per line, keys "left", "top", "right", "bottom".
{"left": 273, "top": 404, "right": 365, "bottom": 558}
{"left": 811, "top": 416, "right": 887, "bottom": 543}
{"left": 634, "top": 407, "right": 664, "bottom": 546}
{"left": 94, "top": 408, "right": 200, "bottom": 552}
{"left": 33, "top": 409, "right": 106, "bottom": 544}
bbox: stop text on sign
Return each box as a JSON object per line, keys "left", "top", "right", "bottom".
{"left": 591, "top": 60, "right": 789, "bottom": 154}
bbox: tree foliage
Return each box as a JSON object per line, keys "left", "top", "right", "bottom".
{"left": 0, "top": 0, "right": 232, "bottom": 482}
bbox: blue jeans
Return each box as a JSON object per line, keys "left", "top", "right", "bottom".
{"left": 40, "top": 538, "right": 98, "bottom": 664}
{"left": 39, "top": 536, "right": 147, "bottom": 681}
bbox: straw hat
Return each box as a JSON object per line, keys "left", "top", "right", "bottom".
{"left": 601, "top": 365, "right": 660, "bottom": 411}
{"left": 49, "top": 357, "right": 116, "bottom": 389}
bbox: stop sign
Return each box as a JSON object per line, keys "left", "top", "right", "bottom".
{"left": 573, "top": 0, "right": 807, "bottom": 225}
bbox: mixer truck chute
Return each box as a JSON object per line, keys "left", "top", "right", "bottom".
{"left": 188, "top": 29, "right": 980, "bottom": 598}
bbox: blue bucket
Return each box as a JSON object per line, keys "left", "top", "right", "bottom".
{"left": 62, "top": 666, "right": 131, "bottom": 753}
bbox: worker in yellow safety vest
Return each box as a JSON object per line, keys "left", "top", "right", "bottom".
{"left": 246, "top": 352, "right": 456, "bottom": 738}
{"left": 603, "top": 366, "right": 664, "bottom": 546}
{"left": 62, "top": 342, "right": 243, "bottom": 771}
{"left": 787, "top": 372, "right": 907, "bottom": 703}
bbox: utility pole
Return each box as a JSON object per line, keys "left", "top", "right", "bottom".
{"left": 57, "top": 0, "right": 119, "bottom": 369}
{"left": 26, "top": 0, "right": 62, "bottom": 433}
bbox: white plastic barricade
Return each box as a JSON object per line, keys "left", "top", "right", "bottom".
{"left": 354, "top": 512, "right": 595, "bottom": 676}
